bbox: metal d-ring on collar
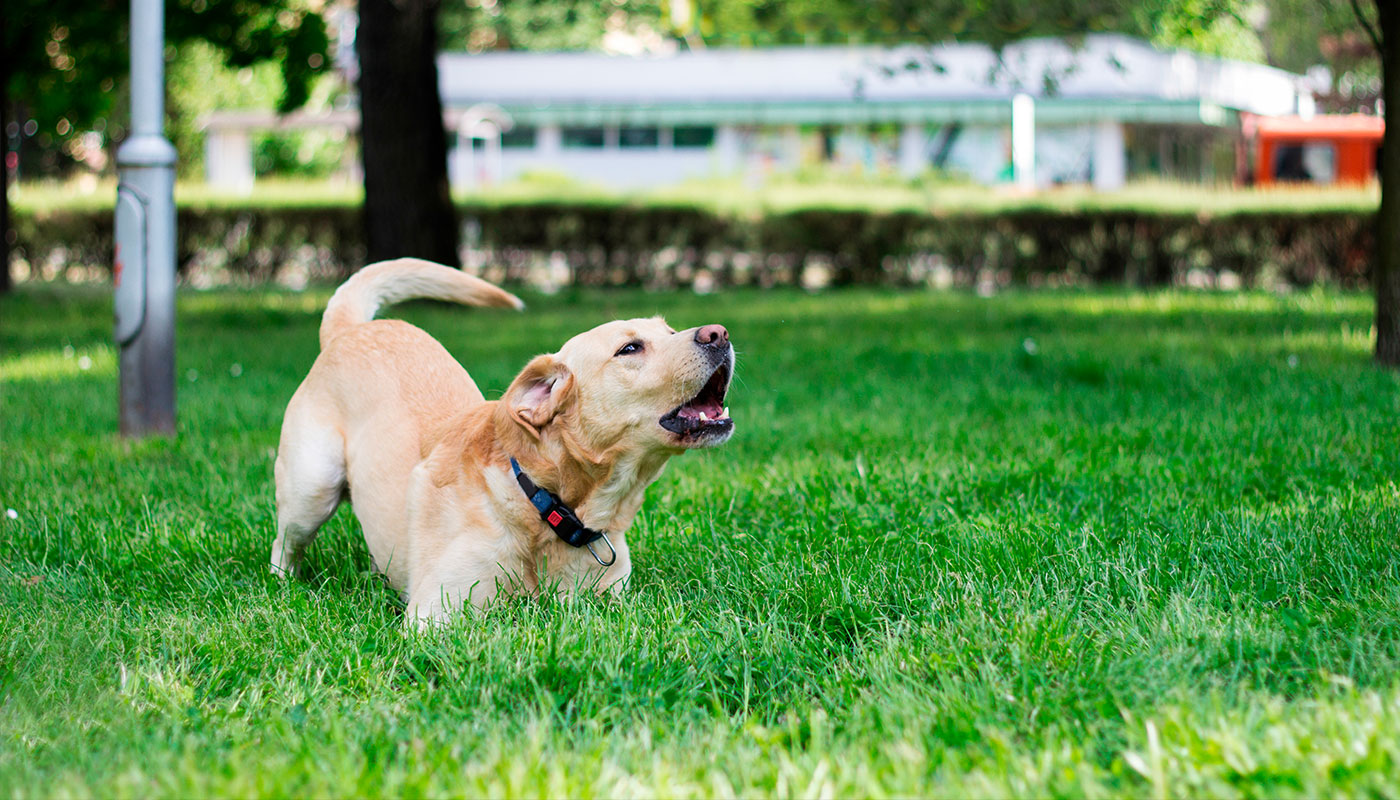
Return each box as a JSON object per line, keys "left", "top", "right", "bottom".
{"left": 509, "top": 457, "right": 617, "bottom": 567}
{"left": 585, "top": 533, "right": 616, "bottom": 568}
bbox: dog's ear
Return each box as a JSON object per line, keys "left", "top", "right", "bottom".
{"left": 506, "top": 355, "right": 575, "bottom": 438}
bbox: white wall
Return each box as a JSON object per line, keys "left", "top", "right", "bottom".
{"left": 205, "top": 130, "right": 255, "bottom": 192}
{"left": 1092, "top": 122, "right": 1127, "bottom": 190}
{"left": 444, "top": 119, "right": 1128, "bottom": 191}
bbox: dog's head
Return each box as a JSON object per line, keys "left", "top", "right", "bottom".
{"left": 504, "top": 317, "right": 735, "bottom": 456}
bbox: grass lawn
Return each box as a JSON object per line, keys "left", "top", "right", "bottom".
{"left": 11, "top": 176, "right": 1380, "bottom": 216}
{"left": 2, "top": 284, "right": 1399, "bottom": 797}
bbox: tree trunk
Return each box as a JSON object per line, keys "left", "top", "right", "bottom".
{"left": 1376, "top": 0, "right": 1399, "bottom": 365}
{"left": 356, "top": 0, "right": 459, "bottom": 267}
{"left": 1, "top": 57, "right": 12, "bottom": 295}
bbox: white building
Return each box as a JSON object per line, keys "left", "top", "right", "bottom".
{"left": 204, "top": 35, "right": 1316, "bottom": 191}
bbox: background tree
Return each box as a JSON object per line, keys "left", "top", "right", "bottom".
{"left": 1255, "top": 0, "right": 1378, "bottom": 109}
{"left": 1264, "top": 0, "right": 1395, "bottom": 365}
{"left": 1347, "top": 0, "right": 1397, "bottom": 365}
{"left": 1, "top": 0, "right": 329, "bottom": 294}
{"left": 356, "top": 0, "right": 458, "bottom": 267}
{"left": 374, "top": 0, "right": 674, "bottom": 267}
{"left": 669, "top": 0, "right": 1256, "bottom": 55}
{"left": 439, "top": 0, "right": 665, "bottom": 52}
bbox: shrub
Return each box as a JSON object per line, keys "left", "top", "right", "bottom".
{"left": 10, "top": 197, "right": 1376, "bottom": 290}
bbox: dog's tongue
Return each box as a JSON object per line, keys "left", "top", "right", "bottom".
{"left": 677, "top": 399, "right": 723, "bottom": 420}
{"left": 676, "top": 364, "right": 730, "bottom": 422}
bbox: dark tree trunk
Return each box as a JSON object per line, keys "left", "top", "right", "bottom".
{"left": 356, "top": 0, "right": 458, "bottom": 267}
{"left": 1376, "top": 0, "right": 1400, "bottom": 365}
{"left": 1, "top": 58, "right": 12, "bottom": 295}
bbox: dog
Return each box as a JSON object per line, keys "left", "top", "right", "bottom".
{"left": 270, "top": 258, "right": 735, "bottom": 626}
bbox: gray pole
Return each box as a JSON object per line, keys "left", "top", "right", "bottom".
{"left": 114, "top": 0, "right": 177, "bottom": 436}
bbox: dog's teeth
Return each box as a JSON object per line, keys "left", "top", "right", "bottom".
{"left": 721, "top": 407, "right": 730, "bottom": 419}
{"left": 699, "top": 412, "right": 709, "bottom": 422}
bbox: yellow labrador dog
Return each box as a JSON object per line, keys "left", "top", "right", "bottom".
{"left": 271, "top": 258, "right": 735, "bottom": 626}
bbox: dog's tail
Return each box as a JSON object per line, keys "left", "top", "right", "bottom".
{"left": 319, "top": 258, "right": 524, "bottom": 349}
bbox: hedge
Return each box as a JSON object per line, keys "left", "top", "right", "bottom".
{"left": 11, "top": 198, "right": 1376, "bottom": 290}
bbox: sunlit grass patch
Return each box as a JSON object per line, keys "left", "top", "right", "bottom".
{"left": 1119, "top": 685, "right": 1400, "bottom": 798}
{"left": 11, "top": 176, "right": 1381, "bottom": 216}
{"left": 0, "top": 343, "right": 116, "bottom": 382}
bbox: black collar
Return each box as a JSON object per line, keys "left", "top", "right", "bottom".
{"left": 509, "top": 457, "right": 616, "bottom": 567}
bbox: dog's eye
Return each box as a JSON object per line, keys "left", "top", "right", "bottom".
{"left": 614, "top": 341, "right": 644, "bottom": 357}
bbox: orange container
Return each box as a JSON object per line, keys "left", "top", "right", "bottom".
{"left": 1253, "top": 115, "right": 1383, "bottom": 186}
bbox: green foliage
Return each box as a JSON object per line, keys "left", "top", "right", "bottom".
{"left": 3, "top": 0, "right": 330, "bottom": 163}
{"left": 440, "top": 0, "right": 667, "bottom": 52}
{"left": 1260, "top": 0, "right": 1379, "bottom": 73}
{"left": 250, "top": 131, "right": 348, "bottom": 179}
{"left": 1146, "top": 0, "right": 1264, "bottom": 61}
{"left": 688, "top": 0, "right": 1259, "bottom": 57}
{"left": 2, "top": 285, "right": 1399, "bottom": 795}
{"left": 164, "top": 41, "right": 347, "bottom": 181}
{"left": 438, "top": 0, "right": 1271, "bottom": 62}
{"left": 164, "top": 0, "right": 330, "bottom": 114}
{"left": 1257, "top": 0, "right": 1381, "bottom": 111}
{"left": 4, "top": 1, "right": 129, "bottom": 151}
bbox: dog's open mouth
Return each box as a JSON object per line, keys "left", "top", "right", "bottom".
{"left": 660, "top": 362, "right": 732, "bottom": 439}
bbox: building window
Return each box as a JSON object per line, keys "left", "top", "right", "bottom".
{"left": 674, "top": 125, "right": 716, "bottom": 148}
{"left": 619, "top": 126, "right": 660, "bottom": 148}
{"left": 1273, "top": 142, "right": 1337, "bottom": 183}
{"left": 462, "top": 127, "right": 536, "bottom": 151}
{"left": 501, "top": 126, "right": 537, "bottom": 149}
{"left": 562, "top": 127, "right": 606, "bottom": 149}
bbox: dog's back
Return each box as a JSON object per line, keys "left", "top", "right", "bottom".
{"left": 271, "top": 260, "right": 522, "bottom": 585}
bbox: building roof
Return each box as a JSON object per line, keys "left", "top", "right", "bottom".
{"left": 1256, "top": 114, "right": 1384, "bottom": 140}
{"left": 438, "top": 35, "right": 1309, "bottom": 127}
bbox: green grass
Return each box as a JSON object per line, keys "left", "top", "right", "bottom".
{"left": 2, "top": 284, "right": 1399, "bottom": 797}
{"left": 11, "top": 175, "right": 1380, "bottom": 216}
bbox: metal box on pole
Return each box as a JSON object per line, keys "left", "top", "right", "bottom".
{"left": 114, "top": 0, "right": 177, "bottom": 437}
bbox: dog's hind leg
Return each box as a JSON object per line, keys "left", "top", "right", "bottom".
{"left": 271, "top": 410, "right": 346, "bottom": 578}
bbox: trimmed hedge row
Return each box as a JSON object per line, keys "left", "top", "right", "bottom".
{"left": 12, "top": 199, "right": 1376, "bottom": 289}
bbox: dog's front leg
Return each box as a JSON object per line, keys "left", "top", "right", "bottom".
{"left": 598, "top": 543, "right": 632, "bottom": 597}
{"left": 536, "top": 533, "right": 632, "bottom": 599}
{"left": 405, "top": 544, "right": 528, "bottom": 628}
{"left": 401, "top": 487, "right": 531, "bottom": 627}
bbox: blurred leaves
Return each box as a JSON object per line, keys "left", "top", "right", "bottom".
{"left": 4, "top": 0, "right": 330, "bottom": 153}
{"left": 440, "top": 0, "right": 666, "bottom": 52}
{"left": 441, "top": 0, "right": 1267, "bottom": 59}
{"left": 685, "top": 0, "right": 1255, "bottom": 54}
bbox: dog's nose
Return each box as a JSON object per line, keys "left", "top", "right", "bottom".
{"left": 695, "top": 324, "right": 729, "bottom": 347}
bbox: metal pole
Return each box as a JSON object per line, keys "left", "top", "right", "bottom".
{"left": 114, "top": 0, "right": 177, "bottom": 437}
